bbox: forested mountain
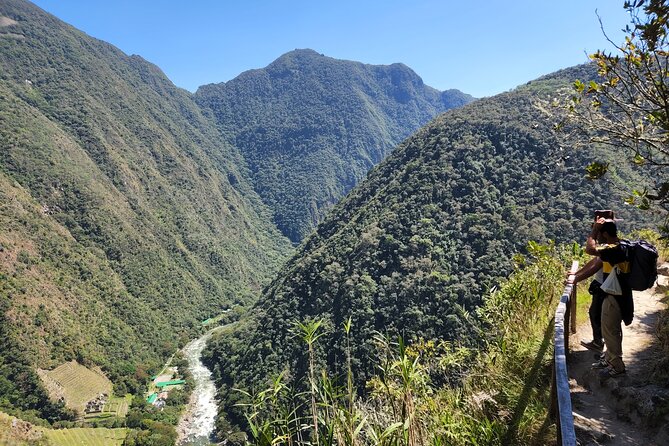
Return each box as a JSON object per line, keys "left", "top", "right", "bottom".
{"left": 0, "top": 0, "right": 292, "bottom": 419}
{"left": 195, "top": 49, "right": 474, "bottom": 242}
{"left": 203, "top": 63, "right": 660, "bottom": 433}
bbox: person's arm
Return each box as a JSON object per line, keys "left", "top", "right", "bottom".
{"left": 572, "top": 257, "right": 603, "bottom": 284}
{"left": 584, "top": 218, "right": 604, "bottom": 256}
{"left": 568, "top": 256, "right": 597, "bottom": 281}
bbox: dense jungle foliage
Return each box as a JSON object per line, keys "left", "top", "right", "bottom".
{"left": 0, "top": 0, "right": 292, "bottom": 418}
{"left": 2, "top": 1, "right": 665, "bottom": 442}
{"left": 208, "top": 242, "right": 576, "bottom": 445}
{"left": 195, "top": 49, "right": 474, "bottom": 242}
{"left": 203, "top": 64, "right": 661, "bottom": 437}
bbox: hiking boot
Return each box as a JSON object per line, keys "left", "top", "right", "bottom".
{"left": 591, "top": 358, "right": 609, "bottom": 369}
{"left": 599, "top": 367, "right": 626, "bottom": 380}
{"left": 593, "top": 352, "right": 606, "bottom": 361}
{"left": 580, "top": 339, "right": 604, "bottom": 352}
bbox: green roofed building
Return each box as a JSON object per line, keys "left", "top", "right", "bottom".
{"left": 155, "top": 380, "right": 185, "bottom": 388}
{"left": 147, "top": 393, "right": 157, "bottom": 404}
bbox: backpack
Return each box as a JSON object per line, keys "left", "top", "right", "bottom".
{"left": 620, "top": 240, "right": 659, "bottom": 291}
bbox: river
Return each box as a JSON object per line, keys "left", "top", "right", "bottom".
{"left": 176, "top": 329, "right": 219, "bottom": 446}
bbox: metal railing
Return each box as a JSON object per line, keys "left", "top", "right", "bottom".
{"left": 549, "top": 260, "right": 578, "bottom": 445}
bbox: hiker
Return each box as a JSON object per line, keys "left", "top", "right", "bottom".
{"left": 578, "top": 257, "right": 606, "bottom": 353}
{"left": 572, "top": 217, "right": 633, "bottom": 379}
{"left": 579, "top": 210, "right": 617, "bottom": 354}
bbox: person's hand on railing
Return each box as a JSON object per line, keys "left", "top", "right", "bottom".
{"left": 565, "top": 271, "right": 577, "bottom": 285}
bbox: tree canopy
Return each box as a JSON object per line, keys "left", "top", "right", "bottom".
{"left": 564, "top": 0, "right": 669, "bottom": 224}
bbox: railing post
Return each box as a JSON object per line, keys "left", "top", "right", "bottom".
{"left": 552, "top": 260, "right": 578, "bottom": 446}
{"left": 570, "top": 285, "right": 577, "bottom": 335}
{"left": 549, "top": 359, "right": 558, "bottom": 417}
{"left": 564, "top": 295, "right": 571, "bottom": 354}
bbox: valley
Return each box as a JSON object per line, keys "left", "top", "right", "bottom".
{"left": 1, "top": 0, "right": 668, "bottom": 445}
{"left": 175, "top": 329, "right": 222, "bottom": 446}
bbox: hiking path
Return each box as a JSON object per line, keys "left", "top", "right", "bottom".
{"left": 570, "top": 266, "right": 669, "bottom": 445}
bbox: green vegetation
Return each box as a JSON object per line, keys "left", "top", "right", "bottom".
{"left": 0, "top": 259, "right": 76, "bottom": 423}
{"left": 45, "top": 428, "right": 128, "bottom": 446}
{"left": 123, "top": 389, "right": 190, "bottom": 446}
{"left": 562, "top": 0, "right": 669, "bottom": 220}
{"left": 203, "top": 64, "right": 660, "bottom": 438}
{"left": 0, "top": 1, "right": 474, "bottom": 426}
{"left": 195, "top": 49, "right": 474, "bottom": 242}
{"left": 218, "top": 243, "right": 573, "bottom": 445}
{"left": 1, "top": 0, "right": 666, "bottom": 443}
{"left": 113, "top": 354, "right": 194, "bottom": 445}
{"left": 0, "top": 0, "right": 292, "bottom": 421}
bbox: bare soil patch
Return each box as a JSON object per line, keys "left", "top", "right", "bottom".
{"left": 38, "top": 361, "right": 113, "bottom": 414}
{"left": 0, "top": 411, "right": 45, "bottom": 444}
{"left": 0, "top": 16, "right": 18, "bottom": 27}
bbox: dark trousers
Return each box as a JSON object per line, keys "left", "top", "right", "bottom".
{"left": 588, "top": 281, "right": 605, "bottom": 342}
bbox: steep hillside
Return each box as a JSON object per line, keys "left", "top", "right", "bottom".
{"left": 203, "top": 64, "right": 660, "bottom": 431}
{"left": 195, "top": 49, "right": 474, "bottom": 242}
{"left": 0, "top": 0, "right": 291, "bottom": 417}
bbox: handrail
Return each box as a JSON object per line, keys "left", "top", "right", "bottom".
{"left": 550, "top": 260, "right": 579, "bottom": 446}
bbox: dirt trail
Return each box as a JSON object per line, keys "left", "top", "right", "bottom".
{"left": 570, "top": 270, "right": 669, "bottom": 445}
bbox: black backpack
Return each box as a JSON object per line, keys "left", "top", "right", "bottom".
{"left": 621, "top": 240, "right": 659, "bottom": 291}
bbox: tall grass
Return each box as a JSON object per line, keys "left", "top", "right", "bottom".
{"left": 236, "top": 242, "right": 574, "bottom": 445}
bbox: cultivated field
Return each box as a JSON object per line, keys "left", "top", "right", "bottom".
{"left": 38, "top": 361, "right": 113, "bottom": 413}
{"left": 45, "top": 428, "right": 127, "bottom": 446}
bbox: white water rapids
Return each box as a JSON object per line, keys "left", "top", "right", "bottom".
{"left": 177, "top": 330, "right": 218, "bottom": 446}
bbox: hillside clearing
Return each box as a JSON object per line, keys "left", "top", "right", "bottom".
{"left": 37, "top": 361, "right": 113, "bottom": 413}
{"left": 0, "top": 411, "right": 46, "bottom": 445}
{"left": 0, "top": 16, "right": 18, "bottom": 27}
{"left": 44, "top": 428, "right": 127, "bottom": 446}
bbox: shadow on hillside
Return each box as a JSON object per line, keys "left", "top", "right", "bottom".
{"left": 502, "top": 320, "right": 554, "bottom": 446}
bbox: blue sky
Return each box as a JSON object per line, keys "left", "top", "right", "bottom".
{"left": 31, "top": 0, "right": 631, "bottom": 98}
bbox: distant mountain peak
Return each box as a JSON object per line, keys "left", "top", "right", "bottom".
{"left": 282, "top": 48, "right": 322, "bottom": 57}
{"left": 195, "top": 50, "right": 474, "bottom": 242}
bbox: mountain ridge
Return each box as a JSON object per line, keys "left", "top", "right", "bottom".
{"left": 0, "top": 0, "right": 292, "bottom": 416}
{"left": 202, "top": 63, "right": 661, "bottom": 436}
{"left": 195, "top": 48, "right": 474, "bottom": 242}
